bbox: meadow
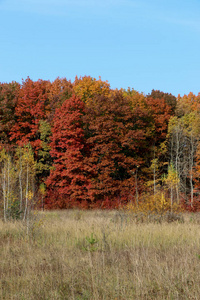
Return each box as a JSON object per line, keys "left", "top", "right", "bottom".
{"left": 1, "top": 210, "right": 200, "bottom": 299}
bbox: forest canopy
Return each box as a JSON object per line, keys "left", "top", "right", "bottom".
{"left": 0, "top": 76, "right": 200, "bottom": 211}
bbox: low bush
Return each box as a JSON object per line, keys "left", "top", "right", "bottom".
{"left": 126, "top": 191, "right": 183, "bottom": 223}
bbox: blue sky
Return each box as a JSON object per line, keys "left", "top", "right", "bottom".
{"left": 1, "top": 0, "right": 200, "bottom": 97}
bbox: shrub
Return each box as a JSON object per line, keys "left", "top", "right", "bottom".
{"left": 126, "top": 191, "right": 182, "bottom": 223}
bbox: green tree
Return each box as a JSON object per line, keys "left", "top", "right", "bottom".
{"left": 36, "top": 120, "right": 52, "bottom": 182}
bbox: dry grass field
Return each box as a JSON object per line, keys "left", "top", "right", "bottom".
{"left": 1, "top": 209, "right": 200, "bottom": 299}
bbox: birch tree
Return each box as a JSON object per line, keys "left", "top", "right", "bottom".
{"left": 168, "top": 112, "right": 200, "bottom": 205}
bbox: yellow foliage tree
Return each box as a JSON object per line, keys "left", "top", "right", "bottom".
{"left": 73, "top": 75, "right": 110, "bottom": 105}
{"left": 163, "top": 163, "right": 179, "bottom": 211}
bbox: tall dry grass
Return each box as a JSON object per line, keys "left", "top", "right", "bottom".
{"left": 1, "top": 210, "right": 200, "bottom": 299}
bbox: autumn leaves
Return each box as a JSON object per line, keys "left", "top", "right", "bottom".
{"left": 0, "top": 76, "right": 199, "bottom": 209}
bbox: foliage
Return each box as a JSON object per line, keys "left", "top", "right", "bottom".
{"left": 36, "top": 120, "right": 52, "bottom": 181}
{"left": 46, "top": 94, "right": 90, "bottom": 208}
{"left": 73, "top": 75, "right": 110, "bottom": 105}
{"left": 82, "top": 91, "right": 148, "bottom": 206}
{"left": 168, "top": 112, "right": 200, "bottom": 205}
{"left": 2, "top": 76, "right": 200, "bottom": 211}
{"left": 9, "top": 77, "right": 50, "bottom": 152}
{"left": 163, "top": 163, "right": 180, "bottom": 192}
{"left": 147, "top": 89, "right": 177, "bottom": 114}
{"left": 47, "top": 77, "right": 73, "bottom": 122}
{"left": 0, "top": 145, "right": 36, "bottom": 221}
{"left": 0, "top": 81, "right": 19, "bottom": 146}
{"left": 126, "top": 191, "right": 182, "bottom": 222}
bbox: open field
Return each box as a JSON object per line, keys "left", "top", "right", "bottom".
{"left": 1, "top": 210, "right": 200, "bottom": 299}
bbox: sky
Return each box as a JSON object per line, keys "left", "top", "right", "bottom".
{"left": 1, "top": 0, "right": 200, "bottom": 97}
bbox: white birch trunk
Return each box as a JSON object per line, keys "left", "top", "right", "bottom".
{"left": 23, "top": 163, "right": 29, "bottom": 221}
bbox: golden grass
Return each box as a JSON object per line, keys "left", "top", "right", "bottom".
{"left": 1, "top": 210, "right": 200, "bottom": 299}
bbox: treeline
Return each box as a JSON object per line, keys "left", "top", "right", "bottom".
{"left": 0, "top": 76, "right": 200, "bottom": 211}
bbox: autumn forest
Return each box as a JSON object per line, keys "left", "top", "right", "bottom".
{"left": 1, "top": 75, "right": 200, "bottom": 215}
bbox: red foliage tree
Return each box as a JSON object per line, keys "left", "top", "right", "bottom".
{"left": 82, "top": 91, "right": 149, "bottom": 207}
{"left": 46, "top": 95, "right": 90, "bottom": 208}
{"left": 121, "top": 89, "right": 174, "bottom": 195}
{"left": 9, "top": 78, "right": 50, "bottom": 153}
{"left": 47, "top": 77, "right": 73, "bottom": 123}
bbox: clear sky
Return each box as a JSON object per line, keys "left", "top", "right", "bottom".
{"left": 1, "top": 0, "right": 200, "bottom": 97}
